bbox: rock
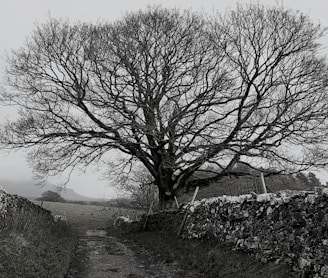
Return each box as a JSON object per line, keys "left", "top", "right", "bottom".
{"left": 256, "top": 194, "right": 271, "bottom": 202}
{"left": 266, "top": 206, "right": 273, "bottom": 215}
{"left": 299, "top": 257, "right": 311, "bottom": 269}
{"left": 305, "top": 194, "right": 316, "bottom": 204}
{"left": 321, "top": 188, "right": 328, "bottom": 196}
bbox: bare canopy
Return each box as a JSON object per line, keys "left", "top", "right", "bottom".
{"left": 1, "top": 5, "right": 328, "bottom": 207}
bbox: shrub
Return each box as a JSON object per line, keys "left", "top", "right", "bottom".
{"left": 37, "top": 190, "right": 66, "bottom": 203}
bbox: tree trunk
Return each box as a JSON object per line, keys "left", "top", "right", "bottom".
{"left": 159, "top": 189, "right": 166, "bottom": 210}
{"left": 158, "top": 187, "right": 174, "bottom": 210}
{"left": 157, "top": 168, "right": 175, "bottom": 210}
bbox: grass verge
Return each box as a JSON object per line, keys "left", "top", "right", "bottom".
{"left": 0, "top": 210, "right": 77, "bottom": 278}
{"left": 109, "top": 227, "right": 292, "bottom": 278}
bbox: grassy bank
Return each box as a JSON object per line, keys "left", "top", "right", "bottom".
{"left": 0, "top": 209, "right": 77, "bottom": 278}
{"left": 110, "top": 228, "right": 291, "bottom": 278}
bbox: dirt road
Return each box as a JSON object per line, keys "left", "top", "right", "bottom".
{"left": 41, "top": 201, "right": 201, "bottom": 277}
{"left": 67, "top": 229, "right": 203, "bottom": 278}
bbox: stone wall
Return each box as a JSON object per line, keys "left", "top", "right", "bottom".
{"left": 0, "top": 186, "right": 51, "bottom": 220}
{"left": 143, "top": 189, "right": 328, "bottom": 277}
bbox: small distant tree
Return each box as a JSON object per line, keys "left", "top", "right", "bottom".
{"left": 38, "top": 190, "right": 66, "bottom": 203}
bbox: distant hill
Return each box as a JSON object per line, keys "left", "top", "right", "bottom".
{"left": 0, "top": 179, "right": 106, "bottom": 202}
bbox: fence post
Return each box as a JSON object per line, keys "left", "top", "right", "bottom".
{"left": 177, "top": 186, "right": 199, "bottom": 236}
{"left": 143, "top": 201, "right": 154, "bottom": 231}
{"left": 260, "top": 173, "right": 267, "bottom": 194}
{"left": 174, "top": 196, "right": 179, "bottom": 208}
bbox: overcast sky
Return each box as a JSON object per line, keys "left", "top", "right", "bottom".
{"left": 1, "top": 0, "right": 328, "bottom": 198}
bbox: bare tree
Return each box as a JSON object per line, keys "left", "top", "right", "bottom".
{"left": 116, "top": 165, "right": 158, "bottom": 212}
{"left": 1, "top": 5, "right": 328, "bottom": 209}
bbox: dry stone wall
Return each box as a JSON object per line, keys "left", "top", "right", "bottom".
{"left": 0, "top": 186, "right": 51, "bottom": 220}
{"left": 143, "top": 189, "right": 328, "bottom": 278}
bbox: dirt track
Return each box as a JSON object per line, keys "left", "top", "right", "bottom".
{"left": 39, "top": 202, "right": 204, "bottom": 277}
{"left": 67, "top": 229, "right": 203, "bottom": 278}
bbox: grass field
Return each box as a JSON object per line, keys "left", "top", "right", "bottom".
{"left": 37, "top": 200, "right": 142, "bottom": 233}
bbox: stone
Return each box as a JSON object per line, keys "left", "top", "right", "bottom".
{"left": 322, "top": 188, "right": 328, "bottom": 196}
{"left": 321, "top": 265, "right": 328, "bottom": 276}
{"left": 256, "top": 194, "right": 271, "bottom": 202}
{"left": 266, "top": 206, "right": 274, "bottom": 215}
{"left": 305, "top": 194, "right": 317, "bottom": 204}
{"left": 299, "top": 257, "right": 311, "bottom": 269}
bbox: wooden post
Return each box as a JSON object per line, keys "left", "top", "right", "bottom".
{"left": 148, "top": 201, "right": 154, "bottom": 214}
{"left": 260, "top": 173, "right": 267, "bottom": 194}
{"left": 177, "top": 186, "right": 199, "bottom": 236}
{"left": 191, "top": 186, "right": 199, "bottom": 203}
{"left": 174, "top": 196, "right": 179, "bottom": 209}
{"left": 143, "top": 201, "right": 154, "bottom": 231}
